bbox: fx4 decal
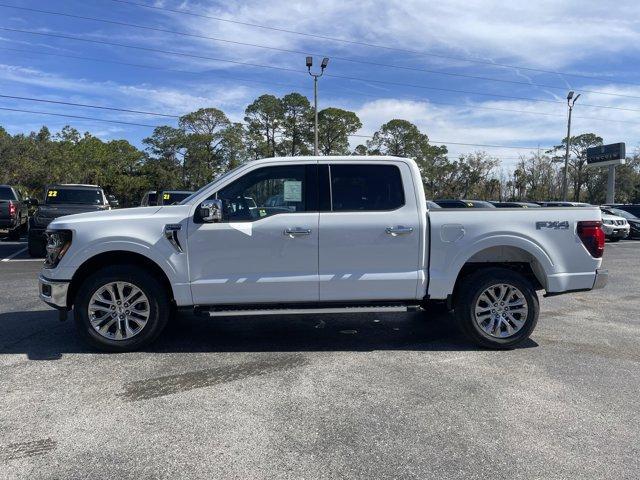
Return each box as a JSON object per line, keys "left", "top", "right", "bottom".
{"left": 536, "top": 221, "right": 570, "bottom": 230}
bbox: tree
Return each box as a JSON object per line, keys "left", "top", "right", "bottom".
{"left": 280, "top": 93, "right": 312, "bottom": 156}
{"left": 143, "top": 126, "right": 186, "bottom": 187}
{"left": 547, "top": 133, "right": 602, "bottom": 201}
{"left": 445, "top": 152, "right": 501, "bottom": 199}
{"left": 366, "top": 119, "right": 424, "bottom": 157}
{"left": 365, "top": 119, "right": 450, "bottom": 199}
{"left": 512, "top": 152, "right": 561, "bottom": 201}
{"left": 179, "top": 108, "right": 233, "bottom": 188}
{"left": 317, "top": 107, "right": 361, "bottom": 155}
{"left": 244, "top": 94, "right": 283, "bottom": 158}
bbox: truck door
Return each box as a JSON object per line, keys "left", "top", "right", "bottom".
{"left": 188, "top": 163, "right": 320, "bottom": 305}
{"left": 318, "top": 162, "right": 424, "bottom": 301}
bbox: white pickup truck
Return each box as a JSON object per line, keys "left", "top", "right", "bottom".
{"left": 38, "top": 156, "right": 608, "bottom": 351}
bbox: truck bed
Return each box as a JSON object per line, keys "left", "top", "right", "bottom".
{"left": 427, "top": 207, "right": 603, "bottom": 299}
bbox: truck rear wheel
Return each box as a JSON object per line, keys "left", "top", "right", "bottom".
{"left": 453, "top": 267, "right": 539, "bottom": 349}
{"left": 74, "top": 265, "right": 170, "bottom": 352}
{"left": 8, "top": 223, "right": 21, "bottom": 241}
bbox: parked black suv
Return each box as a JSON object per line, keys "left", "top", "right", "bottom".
{"left": 28, "top": 184, "right": 111, "bottom": 256}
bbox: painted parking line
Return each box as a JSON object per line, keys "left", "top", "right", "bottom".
{"left": 3, "top": 258, "right": 44, "bottom": 262}
{"left": 1, "top": 247, "right": 28, "bottom": 262}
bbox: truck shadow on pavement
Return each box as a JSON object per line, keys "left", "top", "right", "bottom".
{"left": 0, "top": 308, "right": 538, "bottom": 360}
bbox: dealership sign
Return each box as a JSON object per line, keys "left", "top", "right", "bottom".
{"left": 586, "top": 142, "right": 626, "bottom": 167}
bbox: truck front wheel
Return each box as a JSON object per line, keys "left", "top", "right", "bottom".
{"left": 74, "top": 265, "right": 170, "bottom": 352}
{"left": 453, "top": 267, "right": 539, "bottom": 349}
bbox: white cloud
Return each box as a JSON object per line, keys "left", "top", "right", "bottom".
{"left": 163, "top": 0, "right": 640, "bottom": 71}
{"left": 0, "top": 63, "right": 257, "bottom": 122}
{"left": 353, "top": 95, "right": 640, "bottom": 168}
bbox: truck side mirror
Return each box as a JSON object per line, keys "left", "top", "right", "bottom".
{"left": 28, "top": 198, "right": 39, "bottom": 207}
{"left": 200, "top": 199, "right": 223, "bottom": 223}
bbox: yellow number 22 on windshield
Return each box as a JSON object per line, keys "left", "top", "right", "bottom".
{"left": 48, "top": 190, "right": 58, "bottom": 197}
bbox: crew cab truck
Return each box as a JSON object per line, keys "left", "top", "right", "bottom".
{"left": 0, "top": 185, "right": 29, "bottom": 240}
{"left": 38, "top": 156, "right": 608, "bottom": 352}
{"left": 29, "top": 184, "right": 111, "bottom": 257}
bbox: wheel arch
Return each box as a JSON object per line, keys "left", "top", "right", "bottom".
{"left": 67, "top": 251, "right": 175, "bottom": 309}
{"left": 446, "top": 245, "right": 548, "bottom": 309}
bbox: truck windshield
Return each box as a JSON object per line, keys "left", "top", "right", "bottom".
{"left": 608, "top": 208, "right": 638, "bottom": 220}
{"left": 45, "top": 188, "right": 105, "bottom": 205}
{"left": 162, "top": 192, "right": 192, "bottom": 205}
{"left": 0, "top": 186, "right": 15, "bottom": 200}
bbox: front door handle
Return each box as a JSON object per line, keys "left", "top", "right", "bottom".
{"left": 284, "top": 227, "right": 311, "bottom": 238}
{"left": 386, "top": 226, "right": 414, "bottom": 236}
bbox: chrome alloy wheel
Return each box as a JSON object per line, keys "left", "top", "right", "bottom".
{"left": 474, "top": 283, "right": 529, "bottom": 338}
{"left": 88, "top": 282, "right": 150, "bottom": 340}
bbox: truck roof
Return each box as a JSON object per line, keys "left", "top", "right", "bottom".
{"left": 47, "top": 184, "right": 102, "bottom": 189}
{"left": 248, "top": 155, "right": 410, "bottom": 163}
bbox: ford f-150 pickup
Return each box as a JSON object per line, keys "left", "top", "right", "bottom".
{"left": 28, "top": 184, "right": 111, "bottom": 257}
{"left": 37, "top": 156, "right": 608, "bottom": 352}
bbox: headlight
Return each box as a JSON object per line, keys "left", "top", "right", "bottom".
{"left": 603, "top": 219, "right": 614, "bottom": 225}
{"left": 44, "top": 230, "right": 72, "bottom": 268}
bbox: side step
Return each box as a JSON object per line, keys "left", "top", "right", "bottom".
{"left": 196, "top": 304, "right": 420, "bottom": 317}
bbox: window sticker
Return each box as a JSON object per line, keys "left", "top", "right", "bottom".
{"left": 283, "top": 181, "right": 302, "bottom": 202}
{"left": 163, "top": 193, "right": 170, "bottom": 200}
{"left": 47, "top": 190, "right": 58, "bottom": 197}
{"left": 259, "top": 209, "right": 267, "bottom": 217}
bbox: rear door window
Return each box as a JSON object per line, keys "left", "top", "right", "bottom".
{"left": 329, "top": 164, "right": 404, "bottom": 211}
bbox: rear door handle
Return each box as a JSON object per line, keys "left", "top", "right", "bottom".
{"left": 284, "top": 227, "right": 311, "bottom": 238}
{"left": 386, "top": 226, "right": 414, "bottom": 236}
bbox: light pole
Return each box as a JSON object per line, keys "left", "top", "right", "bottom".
{"left": 307, "top": 56, "right": 329, "bottom": 156}
{"left": 562, "top": 90, "right": 580, "bottom": 201}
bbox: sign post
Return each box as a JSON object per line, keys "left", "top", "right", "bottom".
{"left": 586, "top": 142, "right": 625, "bottom": 204}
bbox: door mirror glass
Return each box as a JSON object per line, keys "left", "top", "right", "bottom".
{"left": 28, "top": 197, "right": 39, "bottom": 207}
{"left": 200, "top": 199, "right": 223, "bottom": 223}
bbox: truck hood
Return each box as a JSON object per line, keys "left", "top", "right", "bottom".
{"left": 48, "top": 205, "right": 163, "bottom": 227}
{"left": 601, "top": 212, "right": 627, "bottom": 222}
{"left": 36, "top": 204, "right": 110, "bottom": 220}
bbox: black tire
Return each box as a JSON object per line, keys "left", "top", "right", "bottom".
{"left": 74, "top": 265, "right": 171, "bottom": 352}
{"left": 28, "top": 232, "right": 46, "bottom": 257}
{"left": 453, "top": 267, "right": 539, "bottom": 349}
{"left": 8, "top": 224, "right": 20, "bottom": 241}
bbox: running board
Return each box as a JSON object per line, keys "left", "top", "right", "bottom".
{"left": 197, "top": 304, "right": 419, "bottom": 317}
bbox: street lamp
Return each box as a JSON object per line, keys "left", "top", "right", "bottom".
{"left": 562, "top": 90, "right": 581, "bottom": 201}
{"left": 307, "top": 56, "right": 329, "bottom": 156}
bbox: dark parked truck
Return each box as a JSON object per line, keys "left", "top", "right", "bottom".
{"left": 28, "top": 184, "right": 110, "bottom": 257}
{"left": 157, "top": 190, "right": 194, "bottom": 206}
{"left": 0, "top": 185, "right": 29, "bottom": 240}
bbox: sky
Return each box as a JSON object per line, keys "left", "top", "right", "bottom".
{"left": 1, "top": 0, "right": 640, "bottom": 168}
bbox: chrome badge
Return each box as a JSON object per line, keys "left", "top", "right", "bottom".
{"left": 536, "top": 221, "right": 570, "bottom": 230}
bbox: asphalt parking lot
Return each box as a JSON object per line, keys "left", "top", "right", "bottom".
{"left": 1, "top": 235, "right": 639, "bottom": 479}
